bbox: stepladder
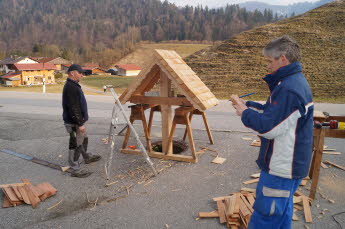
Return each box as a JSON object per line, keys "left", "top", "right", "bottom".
{"left": 105, "top": 86, "right": 157, "bottom": 181}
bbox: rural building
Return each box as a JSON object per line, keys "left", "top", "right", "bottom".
{"left": 115, "top": 64, "right": 141, "bottom": 76}
{"left": 31, "top": 57, "right": 71, "bottom": 71}
{"left": 82, "top": 66, "right": 106, "bottom": 75}
{"left": 0, "top": 72, "right": 21, "bottom": 87}
{"left": 0, "top": 56, "right": 38, "bottom": 73}
{"left": 13, "top": 63, "right": 56, "bottom": 85}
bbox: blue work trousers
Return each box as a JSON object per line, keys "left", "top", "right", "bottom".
{"left": 248, "top": 171, "right": 302, "bottom": 229}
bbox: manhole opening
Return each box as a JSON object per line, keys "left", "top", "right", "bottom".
{"left": 152, "top": 140, "right": 188, "bottom": 154}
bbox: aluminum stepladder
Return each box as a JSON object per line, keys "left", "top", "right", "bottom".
{"left": 105, "top": 86, "right": 157, "bottom": 180}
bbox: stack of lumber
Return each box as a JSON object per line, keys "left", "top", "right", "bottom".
{"left": 199, "top": 189, "right": 255, "bottom": 229}
{"left": 199, "top": 188, "right": 313, "bottom": 228}
{"left": 1, "top": 179, "right": 57, "bottom": 209}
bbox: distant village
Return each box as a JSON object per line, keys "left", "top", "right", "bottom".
{"left": 0, "top": 56, "right": 142, "bottom": 87}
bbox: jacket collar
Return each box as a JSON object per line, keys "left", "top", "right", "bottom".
{"left": 263, "top": 62, "right": 302, "bottom": 92}
{"left": 67, "top": 77, "right": 81, "bottom": 88}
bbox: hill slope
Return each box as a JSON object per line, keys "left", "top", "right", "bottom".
{"left": 116, "top": 43, "right": 211, "bottom": 68}
{"left": 185, "top": 0, "right": 345, "bottom": 101}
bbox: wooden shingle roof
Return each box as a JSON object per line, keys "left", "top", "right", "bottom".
{"left": 119, "top": 49, "right": 219, "bottom": 111}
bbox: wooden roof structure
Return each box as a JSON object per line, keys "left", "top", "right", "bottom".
{"left": 119, "top": 49, "right": 219, "bottom": 111}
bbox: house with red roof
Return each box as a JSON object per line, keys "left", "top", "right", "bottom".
{"left": 0, "top": 72, "right": 22, "bottom": 87}
{"left": 115, "top": 64, "right": 141, "bottom": 76}
{"left": 0, "top": 56, "right": 38, "bottom": 73}
{"left": 31, "top": 57, "right": 71, "bottom": 71}
{"left": 10, "top": 63, "right": 56, "bottom": 86}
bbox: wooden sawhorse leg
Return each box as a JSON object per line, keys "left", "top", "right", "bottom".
{"left": 183, "top": 109, "right": 214, "bottom": 144}
{"left": 122, "top": 105, "right": 152, "bottom": 153}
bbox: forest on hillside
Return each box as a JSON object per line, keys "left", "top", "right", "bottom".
{"left": 0, "top": 0, "right": 280, "bottom": 67}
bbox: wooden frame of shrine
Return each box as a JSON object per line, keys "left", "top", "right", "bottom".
{"left": 119, "top": 49, "right": 219, "bottom": 163}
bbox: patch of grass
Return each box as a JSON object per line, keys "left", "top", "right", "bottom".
{"left": 0, "top": 84, "right": 64, "bottom": 93}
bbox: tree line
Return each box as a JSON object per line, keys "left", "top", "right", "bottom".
{"left": 0, "top": 0, "right": 281, "bottom": 67}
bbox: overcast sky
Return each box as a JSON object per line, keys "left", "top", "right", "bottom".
{"left": 167, "top": 0, "right": 321, "bottom": 6}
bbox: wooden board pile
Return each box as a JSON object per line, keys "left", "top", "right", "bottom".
{"left": 199, "top": 189, "right": 255, "bottom": 229}
{"left": 1, "top": 179, "right": 57, "bottom": 208}
{"left": 198, "top": 188, "right": 313, "bottom": 228}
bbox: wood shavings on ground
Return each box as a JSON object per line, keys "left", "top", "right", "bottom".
{"left": 241, "top": 137, "right": 253, "bottom": 141}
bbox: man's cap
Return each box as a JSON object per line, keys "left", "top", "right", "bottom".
{"left": 68, "top": 64, "right": 86, "bottom": 73}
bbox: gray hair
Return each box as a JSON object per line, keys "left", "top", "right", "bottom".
{"left": 263, "top": 35, "right": 301, "bottom": 63}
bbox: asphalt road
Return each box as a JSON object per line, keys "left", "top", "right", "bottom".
{"left": 0, "top": 91, "right": 344, "bottom": 229}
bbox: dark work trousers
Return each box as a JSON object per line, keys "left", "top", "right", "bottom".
{"left": 64, "top": 123, "right": 91, "bottom": 170}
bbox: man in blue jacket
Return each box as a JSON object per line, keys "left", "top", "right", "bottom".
{"left": 62, "top": 64, "right": 101, "bottom": 178}
{"left": 231, "top": 35, "right": 314, "bottom": 229}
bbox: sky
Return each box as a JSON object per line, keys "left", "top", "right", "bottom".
{"left": 166, "top": 0, "right": 321, "bottom": 7}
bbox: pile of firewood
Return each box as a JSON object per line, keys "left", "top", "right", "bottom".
{"left": 1, "top": 179, "right": 57, "bottom": 208}
{"left": 198, "top": 188, "right": 313, "bottom": 229}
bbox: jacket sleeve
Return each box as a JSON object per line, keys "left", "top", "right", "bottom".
{"left": 66, "top": 86, "right": 85, "bottom": 126}
{"left": 245, "top": 101, "right": 265, "bottom": 110}
{"left": 241, "top": 88, "right": 304, "bottom": 139}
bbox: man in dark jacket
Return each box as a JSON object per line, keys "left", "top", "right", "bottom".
{"left": 62, "top": 64, "right": 101, "bottom": 178}
{"left": 231, "top": 35, "right": 314, "bottom": 228}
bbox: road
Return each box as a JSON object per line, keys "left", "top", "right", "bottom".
{"left": 0, "top": 91, "right": 344, "bottom": 229}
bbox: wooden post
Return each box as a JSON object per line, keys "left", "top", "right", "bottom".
{"left": 309, "top": 128, "right": 325, "bottom": 200}
{"left": 160, "top": 71, "right": 173, "bottom": 154}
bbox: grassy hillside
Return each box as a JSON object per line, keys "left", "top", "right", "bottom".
{"left": 185, "top": 1, "right": 345, "bottom": 102}
{"left": 116, "top": 43, "right": 211, "bottom": 68}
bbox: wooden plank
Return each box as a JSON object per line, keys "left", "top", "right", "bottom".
{"left": 246, "top": 194, "right": 255, "bottom": 206}
{"left": 239, "top": 194, "right": 254, "bottom": 213}
{"left": 2, "top": 187, "right": 20, "bottom": 203}
{"left": 309, "top": 128, "right": 325, "bottom": 200}
{"left": 324, "top": 129, "right": 345, "bottom": 139}
{"left": 36, "top": 183, "right": 57, "bottom": 201}
{"left": 234, "top": 193, "right": 240, "bottom": 214}
{"left": 17, "top": 186, "right": 31, "bottom": 204}
{"left": 229, "top": 194, "right": 236, "bottom": 215}
{"left": 11, "top": 186, "right": 23, "bottom": 201}
{"left": 213, "top": 196, "right": 231, "bottom": 202}
{"left": 294, "top": 196, "right": 303, "bottom": 204}
{"left": 129, "top": 96, "right": 192, "bottom": 106}
{"left": 0, "top": 183, "right": 25, "bottom": 189}
{"left": 303, "top": 196, "right": 313, "bottom": 223}
{"left": 2, "top": 195, "right": 13, "bottom": 208}
{"left": 211, "top": 156, "right": 226, "bottom": 164}
{"left": 24, "top": 184, "right": 41, "bottom": 208}
{"left": 294, "top": 204, "right": 304, "bottom": 211}
{"left": 239, "top": 201, "right": 251, "bottom": 217}
{"left": 242, "top": 178, "right": 259, "bottom": 185}
{"left": 160, "top": 71, "right": 173, "bottom": 155}
{"left": 293, "top": 212, "right": 299, "bottom": 221}
{"left": 133, "top": 65, "right": 160, "bottom": 94}
{"left": 216, "top": 200, "right": 227, "bottom": 224}
{"left": 320, "top": 162, "right": 328, "bottom": 168}
{"left": 300, "top": 179, "right": 308, "bottom": 186}
{"left": 250, "top": 173, "right": 260, "bottom": 178}
{"left": 240, "top": 188, "right": 256, "bottom": 193}
{"left": 323, "top": 151, "right": 341, "bottom": 155}
{"left": 198, "top": 210, "right": 219, "bottom": 218}
{"left": 324, "top": 160, "right": 345, "bottom": 171}
{"left": 119, "top": 61, "right": 156, "bottom": 103}
{"left": 148, "top": 151, "right": 197, "bottom": 163}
